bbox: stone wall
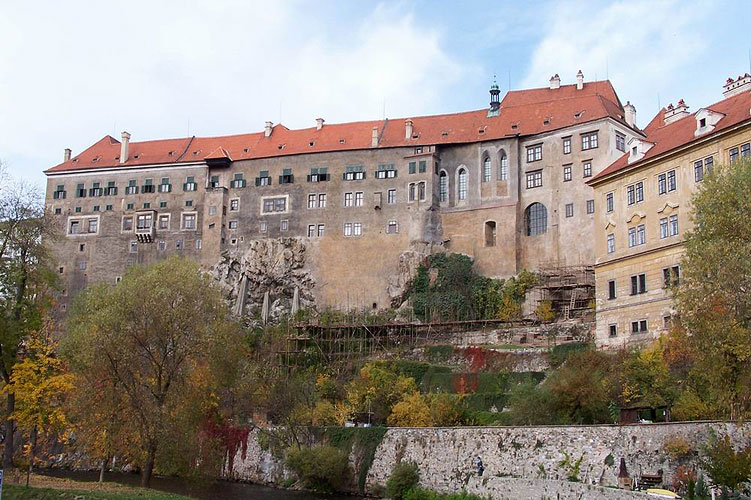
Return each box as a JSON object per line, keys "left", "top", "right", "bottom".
{"left": 231, "top": 422, "right": 751, "bottom": 499}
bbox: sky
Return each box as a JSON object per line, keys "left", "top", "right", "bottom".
{"left": 1, "top": 0, "right": 749, "bottom": 187}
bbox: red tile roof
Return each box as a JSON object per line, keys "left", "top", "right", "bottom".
{"left": 46, "top": 80, "right": 631, "bottom": 174}
{"left": 591, "top": 89, "right": 751, "bottom": 183}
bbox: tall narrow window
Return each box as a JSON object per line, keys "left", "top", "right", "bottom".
{"left": 388, "top": 189, "right": 397, "bottom": 204}
{"left": 608, "top": 280, "right": 616, "bottom": 300}
{"left": 482, "top": 156, "right": 491, "bottom": 182}
{"left": 525, "top": 203, "right": 547, "bottom": 236}
{"left": 458, "top": 168, "right": 467, "bottom": 200}
{"left": 498, "top": 153, "right": 508, "bottom": 180}
{"left": 583, "top": 161, "right": 592, "bottom": 178}
{"left": 606, "top": 192, "right": 614, "bottom": 213}
{"left": 439, "top": 172, "right": 448, "bottom": 202}
{"left": 418, "top": 182, "right": 426, "bottom": 201}
{"left": 563, "top": 165, "right": 572, "bottom": 182}
{"left": 607, "top": 233, "right": 615, "bottom": 254}
{"left": 484, "top": 221, "right": 496, "bottom": 247}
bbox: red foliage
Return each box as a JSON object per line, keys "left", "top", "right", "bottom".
{"left": 462, "top": 347, "right": 501, "bottom": 372}
{"left": 201, "top": 418, "right": 251, "bottom": 474}
{"left": 452, "top": 373, "right": 479, "bottom": 394}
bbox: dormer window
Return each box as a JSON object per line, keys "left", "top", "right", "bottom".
{"left": 632, "top": 146, "right": 638, "bottom": 156}
{"left": 699, "top": 118, "right": 706, "bottom": 128}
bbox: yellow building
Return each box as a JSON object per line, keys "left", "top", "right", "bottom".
{"left": 589, "top": 74, "right": 751, "bottom": 348}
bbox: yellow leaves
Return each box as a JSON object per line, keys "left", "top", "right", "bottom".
{"left": 387, "top": 392, "right": 432, "bottom": 427}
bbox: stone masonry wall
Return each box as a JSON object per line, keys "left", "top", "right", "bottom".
{"left": 231, "top": 422, "right": 751, "bottom": 500}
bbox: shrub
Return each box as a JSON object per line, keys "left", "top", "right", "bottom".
{"left": 285, "top": 445, "right": 351, "bottom": 493}
{"left": 403, "top": 488, "right": 489, "bottom": 500}
{"left": 389, "top": 393, "right": 433, "bottom": 427}
{"left": 549, "top": 342, "right": 592, "bottom": 368}
{"left": 535, "top": 300, "right": 555, "bottom": 323}
{"left": 664, "top": 435, "right": 694, "bottom": 460}
{"left": 700, "top": 434, "right": 751, "bottom": 495}
{"left": 312, "top": 400, "right": 339, "bottom": 426}
{"left": 386, "top": 462, "right": 420, "bottom": 500}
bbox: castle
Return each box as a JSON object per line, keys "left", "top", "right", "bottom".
{"left": 45, "top": 72, "right": 641, "bottom": 319}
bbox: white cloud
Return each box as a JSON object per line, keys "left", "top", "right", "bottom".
{"left": 0, "top": 1, "right": 466, "bottom": 185}
{"left": 521, "top": 0, "right": 718, "bottom": 127}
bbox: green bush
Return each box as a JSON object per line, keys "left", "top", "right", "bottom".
{"left": 386, "top": 462, "right": 420, "bottom": 500}
{"left": 403, "top": 487, "right": 490, "bottom": 500}
{"left": 285, "top": 445, "right": 351, "bottom": 493}
{"left": 549, "top": 342, "right": 592, "bottom": 368}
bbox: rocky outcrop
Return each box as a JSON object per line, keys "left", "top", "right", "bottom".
{"left": 212, "top": 237, "right": 315, "bottom": 320}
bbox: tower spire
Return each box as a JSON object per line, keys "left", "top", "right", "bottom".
{"left": 488, "top": 74, "right": 501, "bottom": 117}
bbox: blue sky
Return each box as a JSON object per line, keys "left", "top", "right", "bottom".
{"left": 1, "top": 0, "right": 749, "bottom": 187}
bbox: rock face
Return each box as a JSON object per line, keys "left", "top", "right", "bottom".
{"left": 212, "top": 237, "right": 315, "bottom": 320}
{"left": 387, "top": 242, "right": 443, "bottom": 308}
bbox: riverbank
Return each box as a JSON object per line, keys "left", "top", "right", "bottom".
{"left": 4, "top": 473, "right": 193, "bottom": 499}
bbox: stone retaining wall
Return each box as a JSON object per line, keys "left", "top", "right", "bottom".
{"left": 231, "top": 421, "right": 751, "bottom": 500}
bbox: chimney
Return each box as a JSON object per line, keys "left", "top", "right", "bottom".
{"left": 664, "top": 99, "right": 690, "bottom": 125}
{"left": 264, "top": 121, "right": 273, "bottom": 137}
{"left": 63, "top": 148, "right": 72, "bottom": 162}
{"left": 549, "top": 74, "right": 561, "bottom": 90}
{"left": 316, "top": 118, "right": 324, "bottom": 131}
{"left": 723, "top": 73, "right": 751, "bottom": 99}
{"left": 120, "top": 131, "right": 131, "bottom": 164}
{"left": 624, "top": 101, "right": 636, "bottom": 128}
{"left": 576, "top": 70, "right": 584, "bottom": 90}
{"left": 371, "top": 127, "right": 379, "bottom": 148}
{"left": 405, "top": 119, "right": 413, "bottom": 140}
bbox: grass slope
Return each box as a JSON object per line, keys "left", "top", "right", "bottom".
{"left": 5, "top": 484, "right": 194, "bottom": 500}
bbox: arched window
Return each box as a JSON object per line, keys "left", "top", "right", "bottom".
{"left": 498, "top": 151, "right": 508, "bottom": 180}
{"left": 482, "top": 155, "right": 491, "bottom": 182}
{"left": 485, "top": 220, "right": 496, "bottom": 247}
{"left": 439, "top": 171, "right": 448, "bottom": 202}
{"left": 418, "top": 181, "right": 426, "bottom": 201}
{"left": 458, "top": 168, "right": 467, "bottom": 201}
{"left": 525, "top": 203, "right": 547, "bottom": 236}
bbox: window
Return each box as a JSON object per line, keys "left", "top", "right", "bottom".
{"left": 408, "top": 162, "right": 416, "bottom": 174}
{"left": 660, "top": 217, "right": 668, "bottom": 239}
{"left": 87, "top": 218, "right": 98, "bottom": 233}
{"left": 387, "top": 220, "right": 398, "bottom": 234}
{"left": 631, "top": 320, "right": 648, "bottom": 334}
{"left": 125, "top": 180, "right": 138, "bottom": 195}
{"left": 159, "top": 201, "right": 167, "bottom": 209}
{"left": 279, "top": 169, "right": 293, "bottom": 185}
{"left": 308, "top": 194, "right": 317, "bottom": 209}
{"left": 526, "top": 170, "right": 542, "bottom": 189}
{"left": 230, "top": 199, "right": 239, "bottom": 211}
{"left": 581, "top": 131, "right": 598, "bottom": 150}
{"left": 663, "top": 265, "right": 681, "bottom": 287}
{"left": 140, "top": 178, "right": 154, "bottom": 193}
{"left": 209, "top": 206, "right": 217, "bottom": 216}
{"left": 628, "top": 224, "right": 645, "bottom": 247}
{"left": 376, "top": 164, "right": 397, "bottom": 179}
{"left": 616, "top": 132, "right": 626, "bottom": 152}
{"left": 604, "top": 192, "right": 613, "bottom": 213}
{"left": 609, "top": 324, "right": 617, "bottom": 337}
{"left": 89, "top": 182, "right": 103, "bottom": 197}
{"left": 565, "top": 203, "right": 574, "bottom": 218}
{"left": 76, "top": 183, "right": 86, "bottom": 198}
{"left": 228, "top": 220, "right": 238, "bottom": 229}
{"left": 136, "top": 213, "right": 152, "bottom": 230}
{"left": 344, "top": 222, "right": 352, "bottom": 236}
{"left": 307, "top": 167, "right": 329, "bottom": 182}
{"left": 586, "top": 199, "right": 595, "bottom": 214}
{"left": 583, "top": 161, "right": 592, "bottom": 178}
{"left": 185, "top": 200, "right": 193, "bottom": 207}
{"left": 93, "top": 205, "right": 100, "bottom": 212}
{"left": 526, "top": 144, "right": 542, "bottom": 162}
{"left": 607, "top": 233, "right": 615, "bottom": 254}
{"left": 106, "top": 204, "right": 113, "bottom": 211}
{"left": 122, "top": 216, "right": 133, "bottom": 231}
{"left": 742, "top": 143, "right": 751, "bottom": 158}
{"left": 195, "top": 239, "right": 202, "bottom": 250}
{"left": 626, "top": 181, "right": 644, "bottom": 205}
{"left": 79, "top": 261, "right": 87, "bottom": 270}
{"left": 388, "top": 189, "right": 397, "bottom": 204}
{"left": 209, "top": 175, "right": 220, "bottom": 188}
{"left": 69, "top": 220, "right": 80, "bottom": 234}
{"left": 317, "top": 224, "right": 324, "bottom": 237}
{"left": 630, "top": 273, "right": 647, "bottom": 295}
{"left": 408, "top": 183, "right": 416, "bottom": 202}
{"left": 563, "top": 165, "right": 572, "bottom": 182}
{"left": 53, "top": 185, "right": 67, "bottom": 199}
{"left": 307, "top": 225, "right": 315, "bottom": 237}
{"left": 608, "top": 280, "right": 616, "bottom": 300}
{"left": 498, "top": 153, "right": 508, "bottom": 180}
{"left": 344, "top": 192, "right": 353, "bottom": 207}
{"left": 458, "top": 168, "right": 467, "bottom": 200}
{"left": 482, "top": 156, "right": 491, "bottom": 182}
{"left": 353, "top": 222, "right": 362, "bottom": 236}
{"left": 143, "top": 202, "right": 151, "bottom": 209}
{"left": 175, "top": 240, "right": 182, "bottom": 250}
{"left": 159, "top": 178, "right": 171, "bottom": 193}
{"left": 418, "top": 160, "right": 426, "bottom": 173}
{"left": 730, "top": 146, "right": 739, "bottom": 163}
{"left": 260, "top": 221, "right": 267, "bottom": 233}
{"left": 658, "top": 170, "right": 677, "bottom": 194}
{"left": 418, "top": 182, "right": 426, "bottom": 201}
{"left": 355, "top": 192, "right": 363, "bottom": 207}
{"left": 231, "top": 173, "right": 247, "bottom": 188}
{"left": 280, "top": 219, "right": 288, "bottom": 231}
{"left": 130, "top": 241, "right": 138, "bottom": 253}
{"left": 75, "top": 206, "right": 82, "bottom": 213}
{"left": 105, "top": 181, "right": 117, "bottom": 196}
{"left": 525, "top": 203, "right": 547, "bottom": 236}
{"left": 694, "top": 160, "right": 704, "bottom": 182}
{"left": 158, "top": 240, "right": 166, "bottom": 251}
{"left": 183, "top": 176, "right": 197, "bottom": 191}
{"left": 563, "top": 137, "right": 571, "bottom": 155}
{"left": 704, "top": 156, "right": 713, "bottom": 175}
{"left": 54, "top": 208, "right": 61, "bottom": 215}
{"left": 484, "top": 221, "right": 496, "bottom": 247}
{"left": 256, "top": 171, "right": 271, "bottom": 186}
{"left": 439, "top": 172, "right": 448, "bottom": 202}
{"left": 158, "top": 215, "right": 169, "bottom": 230}
{"left": 262, "top": 197, "right": 287, "bottom": 213}
{"left": 182, "top": 213, "right": 196, "bottom": 230}
{"left": 414, "top": 147, "right": 423, "bottom": 154}
{"left": 343, "top": 166, "right": 365, "bottom": 181}
{"left": 669, "top": 214, "right": 679, "bottom": 236}
{"left": 313, "top": 193, "right": 324, "bottom": 209}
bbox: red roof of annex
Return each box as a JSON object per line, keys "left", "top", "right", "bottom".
{"left": 46, "top": 80, "right": 633, "bottom": 174}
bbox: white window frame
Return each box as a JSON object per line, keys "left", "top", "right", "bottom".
{"left": 181, "top": 211, "right": 198, "bottom": 231}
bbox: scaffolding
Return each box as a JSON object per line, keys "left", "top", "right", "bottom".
{"left": 528, "top": 265, "right": 595, "bottom": 320}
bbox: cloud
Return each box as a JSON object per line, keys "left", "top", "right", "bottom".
{"left": 521, "top": 0, "right": 717, "bottom": 126}
{"left": 0, "top": 1, "right": 466, "bottom": 185}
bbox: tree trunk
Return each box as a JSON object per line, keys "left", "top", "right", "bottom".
{"left": 99, "top": 457, "right": 107, "bottom": 483}
{"left": 26, "top": 425, "right": 37, "bottom": 487}
{"left": 141, "top": 444, "right": 157, "bottom": 488}
{"left": 3, "top": 391, "right": 15, "bottom": 472}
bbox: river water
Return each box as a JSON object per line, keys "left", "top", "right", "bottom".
{"left": 39, "top": 469, "right": 363, "bottom": 500}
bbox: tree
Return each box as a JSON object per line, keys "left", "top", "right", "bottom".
{"left": 701, "top": 434, "right": 751, "bottom": 495}
{"left": 63, "top": 256, "right": 245, "bottom": 487}
{"left": 7, "top": 323, "right": 73, "bottom": 486}
{"left": 0, "top": 174, "right": 58, "bottom": 471}
{"left": 676, "top": 157, "right": 751, "bottom": 420}
{"left": 388, "top": 393, "right": 432, "bottom": 427}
